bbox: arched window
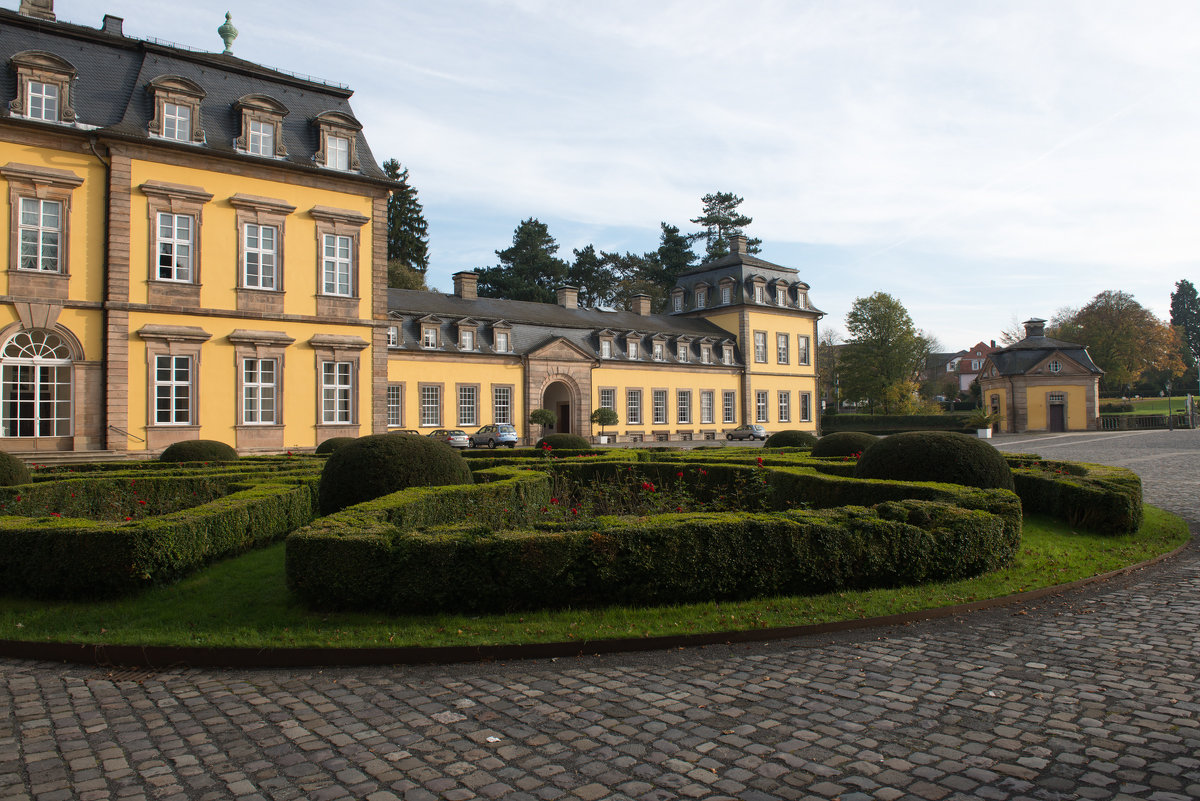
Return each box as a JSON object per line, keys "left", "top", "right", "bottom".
{"left": 1, "top": 329, "right": 72, "bottom": 437}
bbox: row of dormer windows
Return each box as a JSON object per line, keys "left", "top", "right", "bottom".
{"left": 671, "top": 278, "right": 810, "bottom": 312}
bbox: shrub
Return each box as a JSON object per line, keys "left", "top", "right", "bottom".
{"left": 853, "top": 431, "right": 1014, "bottom": 491}
{"left": 318, "top": 433, "right": 473, "bottom": 515}
{"left": 0, "top": 451, "right": 30, "bottom": 486}
{"left": 159, "top": 439, "right": 238, "bottom": 462}
{"left": 812, "top": 431, "right": 879, "bottom": 458}
{"left": 314, "top": 437, "right": 356, "bottom": 456}
{"left": 763, "top": 430, "right": 818, "bottom": 448}
{"left": 535, "top": 433, "right": 590, "bottom": 450}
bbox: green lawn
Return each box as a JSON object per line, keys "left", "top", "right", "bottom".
{"left": 1104, "top": 397, "right": 1191, "bottom": 415}
{"left": 0, "top": 506, "right": 1188, "bottom": 650}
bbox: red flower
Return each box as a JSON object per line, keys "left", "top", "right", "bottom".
{"left": 571, "top": 508, "right": 579, "bottom": 515}
{"left": 50, "top": 512, "right": 61, "bottom": 517}
{"left": 551, "top": 497, "right": 559, "bottom": 504}
{"left": 676, "top": 471, "right": 684, "bottom": 478}
{"left": 138, "top": 499, "right": 147, "bottom": 505}
{"left": 125, "top": 516, "right": 132, "bottom": 521}
{"left": 675, "top": 506, "right": 682, "bottom": 512}
{"left": 14, "top": 495, "right": 20, "bottom": 502}
{"left": 756, "top": 457, "right": 764, "bottom": 466}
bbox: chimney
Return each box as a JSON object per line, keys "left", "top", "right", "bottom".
{"left": 990, "top": 339, "right": 996, "bottom": 348}
{"left": 1023, "top": 318, "right": 1046, "bottom": 338}
{"left": 631, "top": 294, "right": 651, "bottom": 316}
{"left": 729, "top": 234, "right": 748, "bottom": 256}
{"left": 101, "top": 14, "right": 124, "bottom": 35}
{"left": 556, "top": 285, "right": 578, "bottom": 309}
{"left": 18, "top": 0, "right": 55, "bottom": 20}
{"left": 452, "top": 271, "right": 477, "bottom": 300}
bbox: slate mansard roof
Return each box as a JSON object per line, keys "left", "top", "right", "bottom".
{"left": 987, "top": 319, "right": 1102, "bottom": 376}
{"left": 387, "top": 288, "right": 745, "bottom": 365}
{"left": 0, "top": 7, "right": 391, "bottom": 185}
{"left": 673, "top": 244, "right": 825, "bottom": 316}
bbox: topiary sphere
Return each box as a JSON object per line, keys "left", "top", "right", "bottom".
{"left": 0, "top": 451, "right": 30, "bottom": 486}
{"left": 763, "top": 430, "right": 818, "bottom": 448}
{"left": 535, "top": 433, "right": 590, "bottom": 450}
{"left": 812, "top": 431, "right": 879, "bottom": 458}
{"left": 159, "top": 439, "right": 238, "bottom": 462}
{"left": 314, "top": 436, "right": 356, "bottom": 456}
{"left": 318, "top": 433, "right": 473, "bottom": 515}
{"left": 853, "top": 431, "right": 1013, "bottom": 490}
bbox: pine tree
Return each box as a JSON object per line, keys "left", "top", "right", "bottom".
{"left": 689, "top": 192, "right": 761, "bottom": 260}
{"left": 1170, "top": 279, "right": 1200, "bottom": 365}
{"left": 474, "top": 218, "right": 568, "bottom": 303}
{"left": 382, "top": 159, "right": 430, "bottom": 279}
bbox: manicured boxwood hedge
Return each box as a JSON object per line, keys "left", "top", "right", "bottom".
{"left": 1005, "top": 456, "right": 1142, "bottom": 534}
{"left": 821, "top": 413, "right": 973, "bottom": 434}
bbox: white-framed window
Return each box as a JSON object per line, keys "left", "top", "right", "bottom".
{"left": 27, "top": 81, "right": 59, "bottom": 122}
{"left": 599, "top": 388, "right": 615, "bottom": 409}
{"left": 18, "top": 198, "right": 61, "bottom": 273}
{"left": 420, "top": 384, "right": 441, "bottom": 427}
{"left": 754, "top": 285, "right": 764, "bottom": 304}
{"left": 700, "top": 390, "right": 714, "bottom": 424}
{"left": 800, "top": 392, "right": 812, "bottom": 422}
{"left": 322, "top": 234, "right": 352, "bottom": 296}
{"left": 971, "top": 359, "right": 981, "bottom": 371}
{"left": 653, "top": 342, "right": 664, "bottom": 361}
{"left": 460, "top": 329, "right": 475, "bottom": 350}
{"left": 493, "top": 385, "right": 512, "bottom": 425}
{"left": 627, "top": 388, "right": 642, "bottom": 425}
{"left": 628, "top": 340, "right": 639, "bottom": 360}
{"left": 248, "top": 119, "right": 275, "bottom": 156}
{"left": 458, "top": 385, "right": 478, "bottom": 427}
{"left": 695, "top": 288, "right": 706, "bottom": 308}
{"left": 242, "top": 358, "right": 277, "bottom": 425}
{"left": 600, "top": 340, "right": 612, "bottom": 359}
{"left": 327, "top": 135, "right": 350, "bottom": 170}
{"left": 162, "top": 102, "right": 191, "bottom": 142}
{"left": 778, "top": 391, "right": 791, "bottom": 423}
{"left": 677, "top": 390, "right": 692, "bottom": 425}
{"left": 723, "top": 390, "right": 736, "bottom": 424}
{"left": 677, "top": 342, "right": 688, "bottom": 363}
{"left": 652, "top": 389, "right": 668, "bottom": 425}
{"left": 156, "top": 212, "right": 193, "bottom": 282}
{"left": 387, "top": 326, "right": 400, "bottom": 347}
{"left": 422, "top": 326, "right": 438, "bottom": 349}
{"left": 673, "top": 293, "right": 683, "bottom": 312}
{"left": 1, "top": 330, "right": 72, "bottom": 437}
{"left": 721, "top": 284, "right": 732, "bottom": 305}
{"left": 753, "top": 331, "right": 767, "bottom": 363}
{"left": 723, "top": 347, "right": 734, "bottom": 366}
{"left": 701, "top": 345, "right": 713, "bottom": 364}
{"left": 1048, "top": 360, "right": 1062, "bottom": 373}
{"left": 495, "top": 331, "right": 510, "bottom": 352}
{"left": 755, "top": 390, "right": 768, "bottom": 423}
{"left": 155, "top": 354, "right": 192, "bottom": 425}
{"left": 387, "top": 384, "right": 402, "bottom": 426}
{"left": 798, "top": 335, "right": 810, "bottom": 366}
{"left": 777, "top": 333, "right": 789, "bottom": 364}
{"left": 243, "top": 223, "right": 277, "bottom": 289}
{"left": 321, "top": 361, "right": 353, "bottom": 424}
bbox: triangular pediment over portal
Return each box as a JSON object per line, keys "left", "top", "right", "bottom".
{"left": 527, "top": 336, "right": 594, "bottom": 362}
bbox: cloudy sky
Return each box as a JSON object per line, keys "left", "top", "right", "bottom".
{"left": 54, "top": 0, "right": 1200, "bottom": 349}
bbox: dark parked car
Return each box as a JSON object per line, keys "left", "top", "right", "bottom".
{"left": 726, "top": 423, "right": 767, "bottom": 441}
{"left": 427, "top": 429, "right": 469, "bottom": 448}
{"left": 469, "top": 424, "right": 518, "bottom": 448}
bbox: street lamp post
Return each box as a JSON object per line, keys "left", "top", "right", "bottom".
{"left": 1167, "top": 379, "right": 1173, "bottom": 431}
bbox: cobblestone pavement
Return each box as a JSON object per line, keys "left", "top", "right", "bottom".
{"left": 2, "top": 431, "right": 1198, "bottom": 801}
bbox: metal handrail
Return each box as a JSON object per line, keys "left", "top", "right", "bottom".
{"left": 108, "top": 425, "right": 145, "bottom": 443}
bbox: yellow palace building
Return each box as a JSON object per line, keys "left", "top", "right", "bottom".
{"left": 0, "top": 1, "right": 822, "bottom": 456}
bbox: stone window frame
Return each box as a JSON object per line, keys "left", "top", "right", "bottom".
{"left": 693, "top": 281, "right": 710, "bottom": 309}
{"left": 492, "top": 383, "right": 515, "bottom": 425}
{"left": 228, "top": 329, "right": 293, "bottom": 450}
{"left": 722, "top": 342, "right": 735, "bottom": 366}
{"left": 778, "top": 390, "right": 791, "bottom": 423}
{"left": 387, "top": 383, "right": 404, "bottom": 427}
{"left": 386, "top": 325, "right": 400, "bottom": 348}
{"left": 626, "top": 387, "right": 643, "bottom": 426}
{"left": 700, "top": 340, "right": 714, "bottom": 364}
{"left": 652, "top": 388, "right": 668, "bottom": 425}
{"left": 771, "top": 280, "right": 789, "bottom": 306}
{"left": 147, "top": 75, "right": 206, "bottom": 143}
{"left": 794, "top": 283, "right": 810, "bottom": 309}
{"left": 699, "top": 389, "right": 715, "bottom": 425}
{"left": 137, "top": 324, "right": 211, "bottom": 451}
{"left": 719, "top": 277, "right": 735, "bottom": 305}
{"left": 676, "top": 337, "right": 690, "bottom": 363}
{"left": 777, "top": 332, "right": 789, "bottom": 365}
{"left": 418, "top": 382, "right": 443, "bottom": 428}
{"left": 1048, "top": 359, "right": 1063, "bottom": 374}
{"left": 753, "top": 330, "right": 768, "bottom": 363}
{"left": 671, "top": 288, "right": 684, "bottom": 312}
{"left": 598, "top": 386, "right": 616, "bottom": 411}
{"left": 748, "top": 276, "right": 767, "bottom": 304}
{"left": 457, "top": 382, "right": 480, "bottom": 427}
{"left": 229, "top": 194, "right": 295, "bottom": 314}
{"left": 799, "top": 392, "right": 812, "bottom": 423}
{"left": 676, "top": 388, "right": 693, "bottom": 425}
{"left": 626, "top": 331, "right": 642, "bottom": 361}
{"left": 492, "top": 321, "right": 512, "bottom": 353}
{"left": 313, "top": 111, "right": 362, "bottom": 172}
{"left": 722, "top": 390, "right": 737, "bottom": 424}
{"left": 140, "top": 180, "right": 213, "bottom": 308}
{"left": 233, "top": 94, "right": 289, "bottom": 158}
{"left": 456, "top": 318, "right": 479, "bottom": 351}
{"left": 8, "top": 51, "right": 76, "bottom": 124}
{"left": 755, "top": 390, "right": 769, "bottom": 423}
{"left": 418, "top": 315, "right": 441, "bottom": 349}
{"left": 797, "top": 334, "right": 811, "bottom": 366}
{"left": 311, "top": 205, "right": 368, "bottom": 317}
{"left": 2, "top": 163, "right": 83, "bottom": 301}
{"left": 310, "top": 333, "right": 368, "bottom": 438}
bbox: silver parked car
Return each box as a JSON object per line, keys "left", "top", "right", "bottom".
{"left": 427, "top": 429, "right": 470, "bottom": 448}
{"left": 469, "top": 424, "right": 519, "bottom": 448}
{"left": 726, "top": 424, "right": 768, "bottom": 441}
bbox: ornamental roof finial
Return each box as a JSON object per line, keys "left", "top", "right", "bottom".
{"left": 218, "top": 12, "right": 238, "bottom": 55}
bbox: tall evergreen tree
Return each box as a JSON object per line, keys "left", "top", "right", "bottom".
{"left": 382, "top": 159, "right": 430, "bottom": 279}
{"left": 689, "top": 192, "right": 761, "bottom": 261}
{"left": 474, "top": 218, "right": 568, "bottom": 304}
{"left": 567, "top": 244, "right": 618, "bottom": 308}
{"left": 1170, "top": 279, "right": 1200, "bottom": 365}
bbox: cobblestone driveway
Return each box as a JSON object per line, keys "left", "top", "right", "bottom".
{"left": 2, "top": 431, "right": 1198, "bottom": 800}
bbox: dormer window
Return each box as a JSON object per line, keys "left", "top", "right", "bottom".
{"left": 754, "top": 285, "right": 764, "bottom": 304}
{"left": 628, "top": 339, "right": 640, "bottom": 360}
{"left": 722, "top": 345, "right": 734, "bottom": 365}
{"left": 695, "top": 287, "right": 707, "bottom": 309}
{"left": 653, "top": 342, "right": 664, "bottom": 361}
{"left": 8, "top": 51, "right": 76, "bottom": 124}
{"left": 147, "top": 75, "right": 205, "bottom": 143}
{"left": 601, "top": 340, "right": 612, "bottom": 359}
{"left": 672, "top": 291, "right": 684, "bottom": 312}
{"left": 459, "top": 327, "right": 476, "bottom": 350}
{"left": 234, "top": 95, "right": 288, "bottom": 158}
{"left": 387, "top": 325, "right": 400, "bottom": 347}
{"left": 676, "top": 340, "right": 690, "bottom": 363}
{"left": 314, "top": 111, "right": 362, "bottom": 171}
{"left": 702, "top": 345, "right": 713, "bottom": 364}
{"left": 494, "top": 328, "right": 511, "bottom": 353}
{"left": 421, "top": 325, "right": 438, "bottom": 349}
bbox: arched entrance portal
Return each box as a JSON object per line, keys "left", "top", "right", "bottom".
{"left": 543, "top": 381, "right": 573, "bottom": 434}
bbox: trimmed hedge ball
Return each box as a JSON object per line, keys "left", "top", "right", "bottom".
{"left": 812, "top": 431, "right": 879, "bottom": 458}
{"left": 318, "top": 432, "right": 473, "bottom": 515}
{"left": 314, "top": 437, "right": 356, "bottom": 456}
{"left": 159, "top": 439, "right": 238, "bottom": 462}
{"left": 0, "top": 451, "right": 30, "bottom": 486}
{"left": 763, "top": 430, "right": 818, "bottom": 448}
{"left": 853, "top": 431, "right": 1013, "bottom": 490}
{"left": 535, "top": 433, "right": 590, "bottom": 450}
